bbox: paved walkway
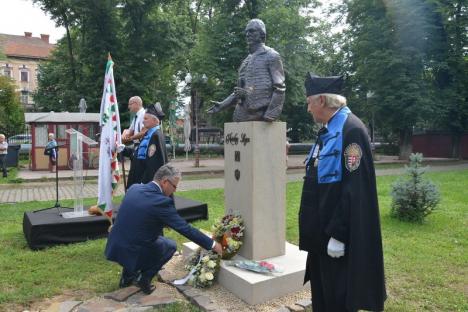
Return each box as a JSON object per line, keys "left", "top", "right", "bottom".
{"left": 1, "top": 155, "right": 467, "bottom": 204}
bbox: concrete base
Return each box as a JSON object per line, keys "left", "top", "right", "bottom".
{"left": 183, "top": 241, "right": 308, "bottom": 305}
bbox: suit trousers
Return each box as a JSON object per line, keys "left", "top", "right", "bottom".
{"left": 0, "top": 155, "right": 7, "bottom": 177}
{"left": 139, "top": 236, "right": 177, "bottom": 282}
{"left": 308, "top": 252, "right": 355, "bottom": 312}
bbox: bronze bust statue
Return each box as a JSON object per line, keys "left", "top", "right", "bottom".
{"left": 207, "top": 19, "right": 286, "bottom": 122}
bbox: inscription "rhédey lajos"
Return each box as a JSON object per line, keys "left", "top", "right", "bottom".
{"left": 225, "top": 132, "right": 251, "bottom": 146}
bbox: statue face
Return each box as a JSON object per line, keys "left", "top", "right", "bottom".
{"left": 245, "top": 25, "right": 263, "bottom": 46}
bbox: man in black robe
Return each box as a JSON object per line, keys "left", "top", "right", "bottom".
{"left": 299, "top": 73, "right": 386, "bottom": 311}
{"left": 126, "top": 104, "right": 168, "bottom": 188}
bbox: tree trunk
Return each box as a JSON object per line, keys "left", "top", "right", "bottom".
{"left": 63, "top": 13, "right": 77, "bottom": 85}
{"left": 399, "top": 128, "right": 412, "bottom": 160}
{"left": 451, "top": 134, "right": 461, "bottom": 159}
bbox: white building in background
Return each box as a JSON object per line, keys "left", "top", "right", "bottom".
{"left": 0, "top": 32, "right": 55, "bottom": 111}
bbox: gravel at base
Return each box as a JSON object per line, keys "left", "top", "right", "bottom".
{"left": 162, "top": 253, "right": 311, "bottom": 312}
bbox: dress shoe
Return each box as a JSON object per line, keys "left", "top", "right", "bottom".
{"left": 119, "top": 269, "right": 137, "bottom": 288}
{"left": 119, "top": 275, "right": 134, "bottom": 288}
{"left": 135, "top": 276, "right": 155, "bottom": 294}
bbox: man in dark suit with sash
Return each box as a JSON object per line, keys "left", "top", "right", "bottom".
{"left": 105, "top": 164, "right": 223, "bottom": 294}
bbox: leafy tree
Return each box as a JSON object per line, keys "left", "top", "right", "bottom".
{"left": 0, "top": 76, "right": 25, "bottom": 135}
{"left": 188, "top": 0, "right": 321, "bottom": 140}
{"left": 345, "top": 0, "right": 440, "bottom": 159}
{"left": 33, "top": 0, "right": 78, "bottom": 84}
{"left": 34, "top": 0, "right": 194, "bottom": 126}
{"left": 34, "top": 36, "right": 81, "bottom": 112}
{"left": 429, "top": 0, "right": 468, "bottom": 158}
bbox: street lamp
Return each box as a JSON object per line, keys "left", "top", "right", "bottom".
{"left": 185, "top": 73, "right": 207, "bottom": 168}
{"left": 366, "top": 91, "right": 375, "bottom": 143}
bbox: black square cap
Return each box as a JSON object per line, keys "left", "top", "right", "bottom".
{"left": 305, "top": 72, "right": 344, "bottom": 97}
{"left": 146, "top": 102, "right": 165, "bottom": 120}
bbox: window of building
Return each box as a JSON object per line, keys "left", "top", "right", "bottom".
{"left": 20, "top": 71, "right": 29, "bottom": 82}
{"left": 2, "top": 64, "right": 12, "bottom": 78}
{"left": 88, "top": 124, "right": 96, "bottom": 140}
{"left": 57, "top": 124, "right": 67, "bottom": 140}
{"left": 21, "top": 90, "right": 29, "bottom": 105}
{"left": 35, "top": 125, "right": 48, "bottom": 147}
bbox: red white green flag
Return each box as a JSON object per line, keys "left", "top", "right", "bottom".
{"left": 97, "top": 54, "right": 122, "bottom": 220}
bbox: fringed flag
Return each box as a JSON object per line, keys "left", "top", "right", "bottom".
{"left": 96, "top": 53, "right": 123, "bottom": 223}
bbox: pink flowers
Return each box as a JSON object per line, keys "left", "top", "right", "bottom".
{"left": 259, "top": 261, "right": 275, "bottom": 271}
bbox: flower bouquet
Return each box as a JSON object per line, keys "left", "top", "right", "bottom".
{"left": 211, "top": 214, "right": 245, "bottom": 260}
{"left": 225, "top": 260, "right": 283, "bottom": 274}
{"left": 184, "top": 250, "right": 221, "bottom": 288}
{"left": 179, "top": 213, "right": 245, "bottom": 288}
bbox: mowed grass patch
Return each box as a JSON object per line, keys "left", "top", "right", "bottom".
{"left": 0, "top": 171, "right": 467, "bottom": 311}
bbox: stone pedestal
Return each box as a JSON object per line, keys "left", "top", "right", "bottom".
{"left": 183, "top": 242, "right": 308, "bottom": 305}
{"left": 183, "top": 121, "right": 307, "bottom": 305}
{"left": 224, "top": 121, "right": 286, "bottom": 260}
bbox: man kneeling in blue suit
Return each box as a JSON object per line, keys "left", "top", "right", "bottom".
{"left": 105, "top": 164, "right": 223, "bottom": 294}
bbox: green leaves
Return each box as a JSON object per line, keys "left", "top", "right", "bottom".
{"left": 0, "top": 76, "right": 25, "bottom": 135}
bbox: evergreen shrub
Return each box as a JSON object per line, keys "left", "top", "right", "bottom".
{"left": 390, "top": 153, "right": 440, "bottom": 223}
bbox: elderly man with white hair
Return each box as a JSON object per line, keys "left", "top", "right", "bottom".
{"left": 0, "top": 134, "right": 8, "bottom": 177}
{"left": 122, "top": 96, "right": 146, "bottom": 146}
{"left": 126, "top": 104, "right": 167, "bottom": 188}
{"left": 298, "top": 73, "right": 386, "bottom": 312}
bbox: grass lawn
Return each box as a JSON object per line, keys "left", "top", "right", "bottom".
{"left": 0, "top": 170, "right": 467, "bottom": 311}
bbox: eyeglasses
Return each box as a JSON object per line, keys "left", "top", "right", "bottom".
{"left": 167, "top": 179, "right": 178, "bottom": 190}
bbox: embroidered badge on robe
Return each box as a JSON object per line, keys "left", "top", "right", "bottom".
{"left": 148, "top": 144, "right": 157, "bottom": 157}
{"left": 344, "top": 143, "right": 362, "bottom": 172}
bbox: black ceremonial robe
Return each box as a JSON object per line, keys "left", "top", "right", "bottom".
{"left": 127, "top": 127, "right": 167, "bottom": 188}
{"left": 141, "top": 128, "right": 167, "bottom": 184}
{"left": 299, "top": 108, "right": 386, "bottom": 311}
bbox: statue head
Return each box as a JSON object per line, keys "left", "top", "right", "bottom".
{"left": 245, "top": 19, "right": 266, "bottom": 45}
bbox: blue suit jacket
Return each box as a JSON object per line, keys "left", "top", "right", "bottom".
{"left": 105, "top": 182, "right": 213, "bottom": 271}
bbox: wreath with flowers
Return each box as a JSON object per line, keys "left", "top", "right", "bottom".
{"left": 183, "top": 213, "right": 244, "bottom": 288}
{"left": 211, "top": 214, "right": 244, "bottom": 260}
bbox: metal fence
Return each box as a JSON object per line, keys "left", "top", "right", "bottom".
{"left": 0, "top": 125, "right": 31, "bottom": 155}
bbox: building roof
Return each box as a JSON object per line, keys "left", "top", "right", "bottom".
{"left": 26, "top": 112, "right": 100, "bottom": 123}
{"left": 0, "top": 33, "right": 55, "bottom": 60}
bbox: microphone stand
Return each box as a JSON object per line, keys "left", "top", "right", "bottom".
{"left": 34, "top": 145, "right": 70, "bottom": 214}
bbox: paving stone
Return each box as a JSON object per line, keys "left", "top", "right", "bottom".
{"left": 275, "top": 307, "right": 290, "bottom": 312}
{"left": 191, "top": 295, "right": 214, "bottom": 310}
{"left": 158, "top": 269, "right": 172, "bottom": 283}
{"left": 104, "top": 286, "right": 140, "bottom": 302}
{"left": 295, "top": 298, "right": 312, "bottom": 309}
{"left": 137, "top": 295, "right": 176, "bottom": 307}
{"left": 59, "top": 301, "right": 82, "bottom": 312}
{"left": 76, "top": 298, "right": 126, "bottom": 312}
{"left": 174, "top": 283, "right": 191, "bottom": 292}
{"left": 113, "top": 307, "right": 153, "bottom": 312}
{"left": 183, "top": 288, "right": 201, "bottom": 298}
{"left": 134, "top": 288, "right": 175, "bottom": 306}
{"left": 287, "top": 304, "right": 304, "bottom": 312}
{"left": 198, "top": 302, "right": 219, "bottom": 311}
{"left": 125, "top": 292, "right": 146, "bottom": 305}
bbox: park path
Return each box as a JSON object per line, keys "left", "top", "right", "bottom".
{"left": 1, "top": 162, "right": 467, "bottom": 204}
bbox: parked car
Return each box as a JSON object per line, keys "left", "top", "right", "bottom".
{"left": 8, "top": 134, "right": 32, "bottom": 154}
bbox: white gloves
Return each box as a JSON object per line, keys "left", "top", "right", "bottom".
{"left": 327, "top": 237, "right": 345, "bottom": 258}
